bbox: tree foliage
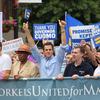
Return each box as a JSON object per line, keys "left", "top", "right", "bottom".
{"left": 18, "top": 0, "right": 100, "bottom": 46}
{"left": 19, "top": 0, "right": 100, "bottom": 24}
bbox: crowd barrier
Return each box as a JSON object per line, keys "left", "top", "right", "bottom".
{"left": 0, "top": 77, "right": 100, "bottom": 100}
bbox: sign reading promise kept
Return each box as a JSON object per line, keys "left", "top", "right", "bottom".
{"left": 33, "top": 23, "right": 57, "bottom": 40}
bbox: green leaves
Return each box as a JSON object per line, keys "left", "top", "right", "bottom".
{"left": 18, "top": 0, "right": 100, "bottom": 24}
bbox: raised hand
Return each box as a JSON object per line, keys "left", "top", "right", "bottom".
{"left": 23, "top": 22, "right": 29, "bottom": 32}
{"left": 58, "top": 20, "right": 66, "bottom": 28}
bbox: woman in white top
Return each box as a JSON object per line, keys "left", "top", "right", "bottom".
{"left": 93, "top": 50, "right": 100, "bottom": 76}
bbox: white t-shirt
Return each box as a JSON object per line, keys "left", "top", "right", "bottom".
{"left": 0, "top": 54, "right": 12, "bottom": 72}
{"left": 93, "top": 65, "right": 100, "bottom": 76}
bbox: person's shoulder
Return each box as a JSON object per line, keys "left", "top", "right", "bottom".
{"left": 27, "top": 60, "right": 38, "bottom": 67}
{"left": 12, "top": 60, "right": 20, "bottom": 66}
{"left": 82, "top": 61, "right": 92, "bottom": 68}
{"left": 66, "top": 62, "right": 74, "bottom": 68}
{"left": 95, "top": 66, "right": 100, "bottom": 71}
{"left": 2, "top": 53, "right": 11, "bottom": 59}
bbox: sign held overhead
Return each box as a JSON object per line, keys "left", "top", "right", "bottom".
{"left": 18, "top": 0, "right": 42, "bottom": 3}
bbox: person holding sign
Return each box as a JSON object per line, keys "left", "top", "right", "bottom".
{"left": 0, "top": 42, "right": 12, "bottom": 79}
{"left": 23, "top": 20, "right": 69, "bottom": 78}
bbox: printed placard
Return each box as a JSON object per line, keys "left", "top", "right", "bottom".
{"left": 33, "top": 23, "right": 57, "bottom": 40}
{"left": 2, "top": 38, "right": 24, "bottom": 53}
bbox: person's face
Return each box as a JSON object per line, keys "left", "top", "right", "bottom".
{"left": 17, "top": 52, "right": 29, "bottom": 62}
{"left": 43, "top": 45, "right": 53, "bottom": 58}
{"left": 66, "top": 54, "right": 73, "bottom": 64}
{"left": 72, "top": 48, "right": 83, "bottom": 62}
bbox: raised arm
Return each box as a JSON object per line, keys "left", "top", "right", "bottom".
{"left": 23, "top": 23, "right": 42, "bottom": 64}
{"left": 58, "top": 20, "right": 66, "bottom": 45}
{"left": 23, "top": 23, "right": 35, "bottom": 47}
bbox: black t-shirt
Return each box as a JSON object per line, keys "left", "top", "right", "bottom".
{"left": 84, "top": 57, "right": 97, "bottom": 71}
{"left": 63, "top": 61, "right": 94, "bottom": 77}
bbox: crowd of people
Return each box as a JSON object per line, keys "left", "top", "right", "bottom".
{"left": 0, "top": 20, "right": 100, "bottom": 80}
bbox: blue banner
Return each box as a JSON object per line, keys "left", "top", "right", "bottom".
{"left": 92, "top": 23, "right": 100, "bottom": 47}
{"left": 0, "top": 78, "right": 100, "bottom": 100}
{"left": 65, "top": 14, "right": 84, "bottom": 49}
{"left": 33, "top": 23, "right": 57, "bottom": 40}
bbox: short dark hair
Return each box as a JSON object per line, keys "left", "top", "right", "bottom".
{"left": 43, "top": 42, "right": 54, "bottom": 50}
{"left": 74, "top": 45, "right": 85, "bottom": 54}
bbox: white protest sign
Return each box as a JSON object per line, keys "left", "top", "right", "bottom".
{"left": 0, "top": 12, "right": 2, "bottom": 41}
{"left": 2, "top": 38, "right": 24, "bottom": 53}
{"left": 70, "top": 25, "right": 94, "bottom": 40}
{"left": 18, "top": 0, "right": 42, "bottom": 3}
{"left": 69, "top": 25, "right": 94, "bottom": 47}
